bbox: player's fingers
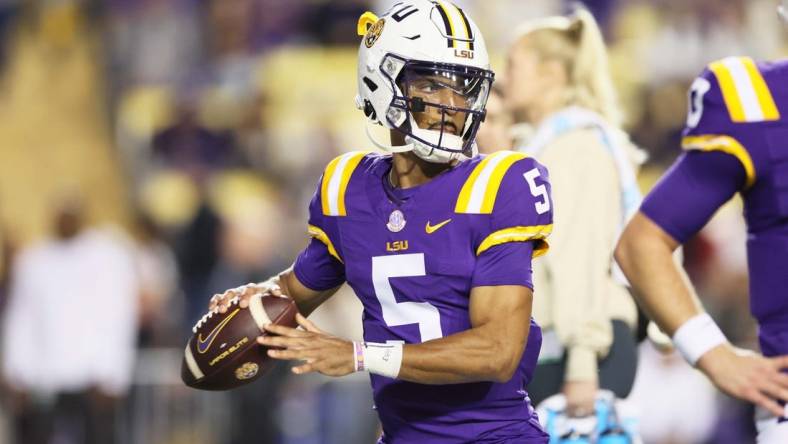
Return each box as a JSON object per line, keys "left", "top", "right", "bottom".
{"left": 760, "top": 380, "right": 788, "bottom": 404}
{"left": 296, "top": 313, "right": 323, "bottom": 333}
{"left": 257, "top": 335, "right": 312, "bottom": 350}
{"left": 770, "top": 355, "right": 788, "bottom": 371}
{"left": 264, "top": 323, "right": 311, "bottom": 337}
{"left": 270, "top": 286, "right": 282, "bottom": 296}
{"left": 208, "top": 294, "right": 221, "bottom": 311}
{"left": 267, "top": 348, "right": 305, "bottom": 361}
{"left": 217, "top": 290, "right": 234, "bottom": 313}
{"left": 257, "top": 335, "right": 290, "bottom": 347}
{"left": 750, "top": 389, "right": 785, "bottom": 417}
{"left": 241, "top": 284, "right": 258, "bottom": 297}
{"left": 774, "top": 373, "right": 788, "bottom": 389}
{"left": 292, "top": 363, "right": 313, "bottom": 374}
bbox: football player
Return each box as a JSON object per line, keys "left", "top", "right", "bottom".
{"left": 209, "top": 1, "right": 553, "bottom": 442}
{"left": 615, "top": 1, "right": 788, "bottom": 441}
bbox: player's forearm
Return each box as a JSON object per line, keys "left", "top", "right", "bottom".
{"left": 397, "top": 322, "right": 529, "bottom": 385}
{"left": 267, "top": 268, "right": 340, "bottom": 317}
{"left": 615, "top": 223, "right": 701, "bottom": 336}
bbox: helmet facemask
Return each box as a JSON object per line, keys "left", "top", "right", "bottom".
{"left": 380, "top": 54, "right": 494, "bottom": 163}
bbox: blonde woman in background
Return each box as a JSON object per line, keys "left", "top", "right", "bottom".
{"left": 476, "top": 83, "right": 513, "bottom": 154}
{"left": 505, "top": 9, "right": 644, "bottom": 418}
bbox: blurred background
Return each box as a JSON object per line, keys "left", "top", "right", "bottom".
{"left": 0, "top": 0, "right": 784, "bottom": 443}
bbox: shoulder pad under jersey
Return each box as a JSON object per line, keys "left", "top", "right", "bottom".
{"left": 454, "top": 151, "right": 554, "bottom": 257}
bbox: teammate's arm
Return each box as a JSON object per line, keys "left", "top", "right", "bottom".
{"left": 615, "top": 151, "right": 788, "bottom": 417}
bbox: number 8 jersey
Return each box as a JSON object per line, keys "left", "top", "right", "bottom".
{"left": 293, "top": 151, "right": 553, "bottom": 443}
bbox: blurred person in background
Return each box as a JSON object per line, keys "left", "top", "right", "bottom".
{"left": 505, "top": 7, "right": 643, "bottom": 421}
{"left": 133, "top": 211, "right": 180, "bottom": 347}
{"left": 476, "top": 83, "right": 514, "bottom": 154}
{"left": 626, "top": 336, "right": 719, "bottom": 444}
{"left": 207, "top": 187, "right": 292, "bottom": 444}
{"left": 0, "top": 195, "right": 139, "bottom": 444}
{"left": 208, "top": 0, "right": 555, "bottom": 441}
{"left": 615, "top": 1, "right": 788, "bottom": 441}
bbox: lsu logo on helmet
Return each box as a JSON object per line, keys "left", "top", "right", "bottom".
{"left": 364, "top": 18, "right": 385, "bottom": 48}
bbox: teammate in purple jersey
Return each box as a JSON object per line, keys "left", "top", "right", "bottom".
{"left": 210, "top": 1, "right": 553, "bottom": 442}
{"left": 615, "top": 2, "right": 788, "bottom": 441}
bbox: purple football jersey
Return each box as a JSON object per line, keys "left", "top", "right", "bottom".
{"left": 642, "top": 57, "right": 788, "bottom": 356}
{"left": 293, "top": 150, "right": 553, "bottom": 443}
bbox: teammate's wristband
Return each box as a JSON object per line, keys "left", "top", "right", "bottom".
{"left": 672, "top": 313, "right": 728, "bottom": 366}
{"left": 353, "top": 342, "right": 403, "bottom": 378}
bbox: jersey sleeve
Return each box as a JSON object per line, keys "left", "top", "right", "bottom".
{"left": 640, "top": 150, "right": 745, "bottom": 244}
{"left": 469, "top": 154, "right": 554, "bottom": 289}
{"left": 292, "top": 177, "right": 347, "bottom": 292}
{"left": 291, "top": 151, "right": 371, "bottom": 291}
{"left": 682, "top": 57, "right": 779, "bottom": 189}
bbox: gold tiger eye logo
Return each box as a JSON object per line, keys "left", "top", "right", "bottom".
{"left": 365, "top": 18, "right": 385, "bottom": 48}
{"left": 235, "top": 362, "right": 259, "bottom": 380}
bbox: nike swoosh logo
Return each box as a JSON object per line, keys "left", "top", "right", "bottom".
{"left": 425, "top": 219, "right": 452, "bottom": 234}
{"left": 197, "top": 308, "right": 240, "bottom": 354}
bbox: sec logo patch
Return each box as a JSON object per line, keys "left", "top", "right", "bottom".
{"left": 365, "top": 18, "right": 385, "bottom": 48}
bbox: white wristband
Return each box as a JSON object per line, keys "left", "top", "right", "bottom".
{"left": 357, "top": 342, "right": 403, "bottom": 378}
{"left": 672, "top": 313, "right": 728, "bottom": 366}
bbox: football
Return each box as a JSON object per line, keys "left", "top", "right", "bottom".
{"left": 181, "top": 293, "right": 298, "bottom": 390}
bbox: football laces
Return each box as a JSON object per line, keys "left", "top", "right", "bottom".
{"left": 193, "top": 295, "right": 241, "bottom": 333}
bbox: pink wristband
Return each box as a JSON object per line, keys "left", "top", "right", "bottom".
{"left": 353, "top": 341, "right": 365, "bottom": 372}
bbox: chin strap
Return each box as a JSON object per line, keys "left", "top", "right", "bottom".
{"left": 363, "top": 119, "right": 476, "bottom": 164}
{"left": 364, "top": 120, "right": 413, "bottom": 153}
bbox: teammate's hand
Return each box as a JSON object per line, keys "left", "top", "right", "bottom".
{"left": 562, "top": 379, "right": 598, "bottom": 417}
{"left": 208, "top": 280, "right": 282, "bottom": 313}
{"left": 697, "top": 344, "right": 788, "bottom": 417}
{"left": 258, "top": 313, "right": 354, "bottom": 377}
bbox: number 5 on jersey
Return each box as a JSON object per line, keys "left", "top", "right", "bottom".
{"left": 372, "top": 254, "right": 443, "bottom": 343}
{"left": 523, "top": 168, "right": 550, "bottom": 214}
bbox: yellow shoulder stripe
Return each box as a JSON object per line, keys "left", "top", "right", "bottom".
{"left": 320, "top": 151, "right": 370, "bottom": 217}
{"left": 455, "top": 151, "right": 528, "bottom": 214}
{"left": 681, "top": 135, "right": 756, "bottom": 188}
{"left": 708, "top": 57, "right": 779, "bottom": 123}
{"left": 307, "top": 224, "right": 343, "bottom": 263}
{"left": 476, "top": 225, "right": 553, "bottom": 257}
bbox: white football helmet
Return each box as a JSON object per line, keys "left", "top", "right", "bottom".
{"left": 355, "top": 0, "right": 494, "bottom": 163}
{"left": 780, "top": 0, "right": 788, "bottom": 22}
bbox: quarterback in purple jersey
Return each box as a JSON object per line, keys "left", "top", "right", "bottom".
{"left": 616, "top": 2, "right": 788, "bottom": 441}
{"left": 210, "top": 1, "right": 553, "bottom": 442}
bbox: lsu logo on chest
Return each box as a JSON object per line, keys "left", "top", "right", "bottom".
{"left": 386, "top": 240, "right": 409, "bottom": 252}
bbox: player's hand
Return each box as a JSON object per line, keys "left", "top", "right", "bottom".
{"left": 208, "top": 280, "right": 282, "bottom": 313}
{"left": 562, "top": 379, "right": 598, "bottom": 417}
{"left": 257, "top": 313, "right": 354, "bottom": 377}
{"left": 697, "top": 344, "right": 788, "bottom": 417}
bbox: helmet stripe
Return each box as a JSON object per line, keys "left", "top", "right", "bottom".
{"left": 432, "top": 1, "right": 455, "bottom": 48}
{"left": 456, "top": 7, "right": 475, "bottom": 51}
